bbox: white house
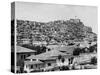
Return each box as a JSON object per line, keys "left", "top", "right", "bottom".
{"left": 24, "top": 60, "right": 43, "bottom": 73}
{"left": 25, "top": 49, "right": 73, "bottom": 71}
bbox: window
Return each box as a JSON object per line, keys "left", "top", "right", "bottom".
{"left": 48, "top": 63, "right": 51, "bottom": 66}
{"left": 25, "top": 59, "right": 30, "bottom": 61}
{"left": 23, "top": 55, "right": 26, "bottom": 59}
{"left": 35, "top": 65, "right": 37, "bottom": 68}
{"left": 48, "top": 48, "right": 51, "bottom": 51}
{"left": 21, "top": 55, "right": 23, "bottom": 59}
{"left": 27, "top": 54, "right": 30, "bottom": 57}
{"left": 32, "top": 59, "right": 36, "bottom": 61}
{"left": 61, "top": 58, "right": 65, "bottom": 63}
{"left": 30, "top": 65, "right": 33, "bottom": 69}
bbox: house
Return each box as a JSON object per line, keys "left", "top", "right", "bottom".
{"left": 32, "top": 41, "right": 47, "bottom": 46}
{"left": 24, "top": 60, "right": 43, "bottom": 73}
{"left": 69, "top": 19, "right": 80, "bottom": 23}
{"left": 74, "top": 41, "right": 89, "bottom": 48}
{"left": 58, "top": 45, "right": 76, "bottom": 55}
{"left": 48, "top": 39, "right": 57, "bottom": 45}
{"left": 79, "top": 42, "right": 90, "bottom": 48}
{"left": 90, "top": 41, "right": 97, "bottom": 46}
{"left": 16, "top": 46, "right": 36, "bottom": 72}
{"left": 47, "top": 45, "right": 76, "bottom": 55}
{"left": 25, "top": 54, "right": 56, "bottom": 72}
{"left": 17, "top": 38, "right": 31, "bottom": 45}
{"left": 25, "top": 49, "right": 73, "bottom": 71}
{"left": 71, "top": 53, "right": 97, "bottom": 69}
{"left": 46, "top": 45, "right": 59, "bottom": 50}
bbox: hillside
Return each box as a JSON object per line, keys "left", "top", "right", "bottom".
{"left": 16, "top": 19, "right": 97, "bottom": 45}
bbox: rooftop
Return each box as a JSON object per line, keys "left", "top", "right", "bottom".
{"left": 16, "top": 46, "right": 36, "bottom": 53}
{"left": 47, "top": 45, "right": 76, "bottom": 54}
{"left": 24, "top": 60, "right": 43, "bottom": 65}
{"left": 58, "top": 45, "right": 76, "bottom": 54}
{"left": 26, "top": 50, "right": 67, "bottom": 60}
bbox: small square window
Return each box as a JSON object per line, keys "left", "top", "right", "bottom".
{"left": 48, "top": 63, "right": 51, "bottom": 66}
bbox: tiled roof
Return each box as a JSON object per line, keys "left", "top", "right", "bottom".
{"left": 79, "top": 42, "right": 89, "bottom": 48}
{"left": 47, "top": 45, "right": 58, "bottom": 49}
{"left": 91, "top": 42, "right": 97, "bottom": 46}
{"left": 26, "top": 50, "right": 67, "bottom": 60}
{"left": 24, "top": 60, "right": 43, "bottom": 65}
{"left": 16, "top": 46, "right": 36, "bottom": 53}
{"left": 58, "top": 45, "right": 75, "bottom": 51}
{"left": 47, "top": 45, "right": 75, "bottom": 54}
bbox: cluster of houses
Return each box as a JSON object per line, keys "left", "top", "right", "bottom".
{"left": 16, "top": 40, "right": 97, "bottom": 73}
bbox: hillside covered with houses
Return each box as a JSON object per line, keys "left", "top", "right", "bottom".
{"left": 16, "top": 19, "right": 97, "bottom": 46}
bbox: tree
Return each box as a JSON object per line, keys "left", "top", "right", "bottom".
{"left": 89, "top": 46, "right": 95, "bottom": 53}
{"left": 73, "top": 48, "right": 81, "bottom": 56}
{"left": 58, "top": 55, "right": 62, "bottom": 60}
{"left": 91, "top": 57, "right": 97, "bottom": 65}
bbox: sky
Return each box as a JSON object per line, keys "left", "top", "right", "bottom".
{"left": 14, "top": 2, "right": 98, "bottom": 33}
